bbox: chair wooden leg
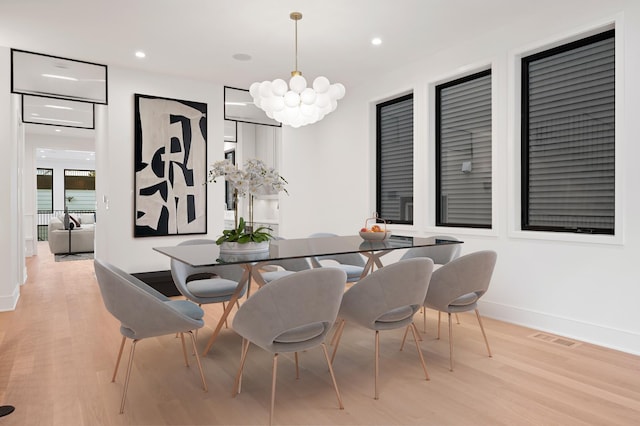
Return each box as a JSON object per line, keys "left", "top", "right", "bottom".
{"left": 330, "top": 319, "right": 343, "bottom": 346}
{"left": 330, "top": 320, "right": 346, "bottom": 364}
{"left": 400, "top": 325, "right": 410, "bottom": 351}
{"left": 294, "top": 352, "right": 300, "bottom": 379}
{"left": 185, "top": 331, "right": 207, "bottom": 392}
{"left": 423, "top": 309, "right": 427, "bottom": 333}
{"left": 475, "top": 309, "right": 492, "bottom": 357}
{"left": 233, "top": 338, "right": 250, "bottom": 397}
{"left": 180, "top": 333, "right": 189, "bottom": 367}
{"left": 448, "top": 313, "right": 454, "bottom": 372}
{"left": 112, "top": 336, "right": 126, "bottom": 382}
{"left": 414, "top": 323, "right": 423, "bottom": 341}
{"left": 410, "top": 323, "right": 430, "bottom": 381}
{"left": 374, "top": 330, "right": 380, "bottom": 400}
{"left": 222, "top": 302, "right": 229, "bottom": 328}
{"left": 455, "top": 313, "right": 460, "bottom": 324}
{"left": 120, "top": 339, "right": 139, "bottom": 414}
{"left": 270, "top": 353, "right": 279, "bottom": 426}
{"left": 321, "top": 343, "right": 344, "bottom": 409}
{"left": 437, "top": 311, "right": 442, "bottom": 339}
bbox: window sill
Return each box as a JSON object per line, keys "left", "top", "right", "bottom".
{"left": 425, "top": 226, "right": 498, "bottom": 238}
{"left": 508, "top": 229, "right": 623, "bottom": 246}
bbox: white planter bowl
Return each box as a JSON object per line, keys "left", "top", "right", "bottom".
{"left": 219, "top": 241, "right": 269, "bottom": 254}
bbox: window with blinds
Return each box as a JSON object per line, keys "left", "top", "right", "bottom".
{"left": 522, "top": 30, "right": 615, "bottom": 234}
{"left": 376, "top": 94, "right": 413, "bottom": 224}
{"left": 37, "top": 168, "right": 53, "bottom": 212}
{"left": 64, "top": 169, "right": 96, "bottom": 211}
{"left": 436, "top": 70, "right": 492, "bottom": 228}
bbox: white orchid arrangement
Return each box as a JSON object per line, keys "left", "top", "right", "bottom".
{"left": 208, "top": 159, "right": 287, "bottom": 243}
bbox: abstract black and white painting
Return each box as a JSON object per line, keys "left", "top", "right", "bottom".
{"left": 134, "top": 94, "right": 207, "bottom": 237}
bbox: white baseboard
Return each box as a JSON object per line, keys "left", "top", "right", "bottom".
{"left": 479, "top": 300, "right": 640, "bottom": 356}
{"left": 0, "top": 285, "right": 20, "bottom": 312}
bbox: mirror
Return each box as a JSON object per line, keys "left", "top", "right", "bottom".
{"left": 224, "top": 86, "right": 280, "bottom": 127}
{"left": 12, "top": 49, "right": 108, "bottom": 104}
{"left": 224, "top": 120, "right": 237, "bottom": 142}
{"left": 22, "top": 95, "right": 95, "bottom": 129}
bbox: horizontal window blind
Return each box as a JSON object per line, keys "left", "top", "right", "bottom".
{"left": 64, "top": 190, "right": 96, "bottom": 211}
{"left": 37, "top": 189, "right": 53, "bottom": 211}
{"left": 436, "top": 70, "right": 492, "bottom": 228}
{"left": 523, "top": 30, "right": 614, "bottom": 233}
{"left": 377, "top": 94, "right": 413, "bottom": 224}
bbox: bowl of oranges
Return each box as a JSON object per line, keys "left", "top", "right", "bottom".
{"left": 360, "top": 214, "right": 392, "bottom": 241}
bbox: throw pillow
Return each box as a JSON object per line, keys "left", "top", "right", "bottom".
{"left": 69, "top": 215, "right": 80, "bottom": 227}
{"left": 78, "top": 213, "right": 95, "bottom": 224}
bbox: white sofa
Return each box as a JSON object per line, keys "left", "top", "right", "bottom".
{"left": 48, "top": 213, "right": 95, "bottom": 254}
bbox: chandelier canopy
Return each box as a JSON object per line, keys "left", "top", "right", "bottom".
{"left": 249, "top": 12, "right": 345, "bottom": 128}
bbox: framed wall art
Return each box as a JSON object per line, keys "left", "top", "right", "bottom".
{"left": 134, "top": 94, "right": 207, "bottom": 237}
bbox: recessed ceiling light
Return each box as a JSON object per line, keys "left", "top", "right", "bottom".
{"left": 135, "top": 51, "right": 146, "bottom": 58}
{"left": 232, "top": 53, "right": 252, "bottom": 61}
{"left": 371, "top": 37, "right": 382, "bottom": 46}
{"left": 55, "top": 129, "right": 62, "bottom": 132}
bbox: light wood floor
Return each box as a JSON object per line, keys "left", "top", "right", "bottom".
{"left": 1, "top": 243, "right": 639, "bottom": 425}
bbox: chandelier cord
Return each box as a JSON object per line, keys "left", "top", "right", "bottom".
{"left": 290, "top": 12, "right": 302, "bottom": 76}
{"left": 294, "top": 16, "right": 298, "bottom": 73}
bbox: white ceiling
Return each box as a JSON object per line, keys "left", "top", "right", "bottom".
{"left": 0, "top": 0, "right": 614, "bottom": 91}
{"left": 1, "top": 0, "right": 627, "bottom": 145}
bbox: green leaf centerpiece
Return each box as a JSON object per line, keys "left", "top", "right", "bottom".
{"left": 215, "top": 217, "right": 273, "bottom": 245}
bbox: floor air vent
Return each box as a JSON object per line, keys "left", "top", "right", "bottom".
{"left": 530, "top": 333, "right": 580, "bottom": 348}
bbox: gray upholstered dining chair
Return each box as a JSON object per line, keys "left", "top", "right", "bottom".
{"left": 94, "top": 259, "right": 207, "bottom": 414}
{"left": 399, "top": 235, "right": 461, "bottom": 264}
{"left": 170, "top": 239, "right": 246, "bottom": 326}
{"left": 423, "top": 250, "right": 497, "bottom": 371}
{"left": 399, "top": 235, "right": 462, "bottom": 330}
{"left": 308, "top": 232, "right": 366, "bottom": 282}
{"left": 330, "top": 258, "right": 434, "bottom": 400}
{"left": 260, "top": 256, "right": 311, "bottom": 283}
{"left": 259, "top": 237, "right": 312, "bottom": 283}
{"left": 231, "top": 268, "right": 347, "bottom": 426}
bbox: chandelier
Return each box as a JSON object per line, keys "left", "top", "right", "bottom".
{"left": 249, "top": 12, "right": 345, "bottom": 128}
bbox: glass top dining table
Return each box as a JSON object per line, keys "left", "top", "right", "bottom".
{"left": 154, "top": 234, "right": 460, "bottom": 267}
{"left": 154, "top": 234, "right": 462, "bottom": 356}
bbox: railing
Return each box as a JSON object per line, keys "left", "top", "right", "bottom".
{"left": 37, "top": 210, "right": 96, "bottom": 241}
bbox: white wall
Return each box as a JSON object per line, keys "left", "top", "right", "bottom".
{"left": 280, "top": 3, "right": 640, "bottom": 354}
{"left": 0, "top": 46, "right": 21, "bottom": 311}
{"left": 97, "top": 67, "right": 225, "bottom": 273}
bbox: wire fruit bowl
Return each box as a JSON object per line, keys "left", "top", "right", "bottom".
{"left": 359, "top": 213, "right": 391, "bottom": 241}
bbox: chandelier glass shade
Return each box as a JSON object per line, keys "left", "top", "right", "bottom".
{"left": 249, "top": 12, "right": 345, "bottom": 128}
